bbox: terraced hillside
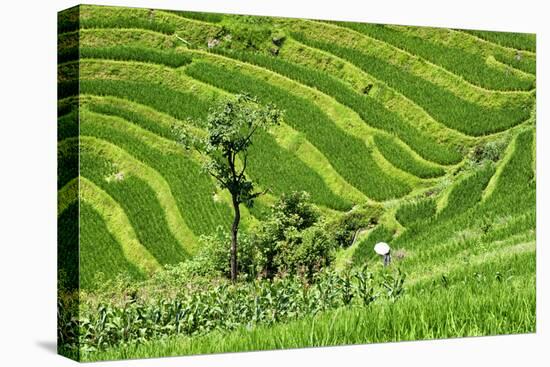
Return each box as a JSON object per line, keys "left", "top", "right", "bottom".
{"left": 58, "top": 4, "right": 536, "bottom": 297}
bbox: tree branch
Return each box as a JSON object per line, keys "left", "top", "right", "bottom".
{"left": 243, "top": 125, "right": 259, "bottom": 145}
{"left": 238, "top": 152, "right": 248, "bottom": 182}
{"left": 250, "top": 187, "right": 270, "bottom": 199}
{"left": 208, "top": 170, "right": 229, "bottom": 188}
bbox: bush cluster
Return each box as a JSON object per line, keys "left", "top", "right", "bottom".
{"left": 471, "top": 140, "right": 508, "bottom": 164}
{"left": 328, "top": 205, "right": 383, "bottom": 247}
{"left": 182, "top": 192, "right": 338, "bottom": 280}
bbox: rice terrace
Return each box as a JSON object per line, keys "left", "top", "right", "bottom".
{"left": 57, "top": 4, "right": 536, "bottom": 362}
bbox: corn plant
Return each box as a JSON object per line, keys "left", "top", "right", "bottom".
{"left": 60, "top": 266, "right": 407, "bottom": 352}
{"left": 381, "top": 267, "right": 406, "bottom": 302}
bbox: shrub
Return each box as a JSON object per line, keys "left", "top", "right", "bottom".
{"left": 182, "top": 228, "right": 257, "bottom": 279}
{"left": 272, "top": 191, "right": 320, "bottom": 230}
{"left": 471, "top": 140, "right": 508, "bottom": 164}
{"left": 275, "top": 223, "right": 336, "bottom": 280}
{"left": 250, "top": 191, "right": 337, "bottom": 279}
{"left": 329, "top": 205, "right": 383, "bottom": 247}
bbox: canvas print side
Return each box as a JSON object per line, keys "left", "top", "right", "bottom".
{"left": 57, "top": 4, "right": 536, "bottom": 362}
{"left": 57, "top": 5, "right": 81, "bottom": 362}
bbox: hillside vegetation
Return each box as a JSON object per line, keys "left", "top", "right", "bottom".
{"left": 58, "top": 5, "right": 536, "bottom": 361}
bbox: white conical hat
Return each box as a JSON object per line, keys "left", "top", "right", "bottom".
{"left": 374, "top": 242, "right": 390, "bottom": 255}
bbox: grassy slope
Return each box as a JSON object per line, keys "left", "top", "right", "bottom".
{"left": 83, "top": 128, "right": 536, "bottom": 358}
{"left": 85, "top": 250, "right": 535, "bottom": 361}
{"left": 58, "top": 7, "right": 536, "bottom": 344}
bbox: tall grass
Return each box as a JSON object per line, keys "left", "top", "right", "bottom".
{"left": 61, "top": 267, "right": 405, "bottom": 355}
{"left": 58, "top": 139, "right": 78, "bottom": 188}
{"left": 484, "top": 130, "right": 536, "bottom": 213}
{"left": 84, "top": 98, "right": 175, "bottom": 140}
{"left": 80, "top": 79, "right": 212, "bottom": 121}
{"left": 80, "top": 145, "right": 188, "bottom": 266}
{"left": 348, "top": 129, "right": 535, "bottom": 278}
{"left": 384, "top": 130, "right": 535, "bottom": 273}
{"left": 374, "top": 135, "right": 445, "bottom": 178}
{"left": 58, "top": 109, "right": 79, "bottom": 141}
{"left": 463, "top": 29, "right": 536, "bottom": 52}
{"left": 79, "top": 106, "right": 233, "bottom": 237}
{"left": 212, "top": 48, "right": 461, "bottom": 165}
{"left": 84, "top": 258, "right": 535, "bottom": 361}
{"left": 58, "top": 30, "right": 79, "bottom": 63}
{"left": 292, "top": 33, "right": 533, "bottom": 136}
{"left": 58, "top": 6, "right": 79, "bottom": 33}
{"left": 80, "top": 46, "right": 191, "bottom": 67}
{"left": 494, "top": 52, "right": 536, "bottom": 76}
{"left": 84, "top": 96, "right": 352, "bottom": 211}
{"left": 168, "top": 10, "right": 223, "bottom": 23}
{"left": 80, "top": 202, "right": 146, "bottom": 289}
{"left": 58, "top": 202, "right": 79, "bottom": 291}
{"left": 80, "top": 10, "right": 176, "bottom": 35}
{"left": 395, "top": 198, "right": 436, "bottom": 227}
{"left": 57, "top": 10, "right": 536, "bottom": 360}
{"left": 333, "top": 22, "right": 534, "bottom": 91}
{"left": 185, "top": 61, "right": 412, "bottom": 200}
{"left": 437, "top": 163, "right": 495, "bottom": 219}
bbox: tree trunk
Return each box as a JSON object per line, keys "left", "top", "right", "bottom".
{"left": 230, "top": 195, "right": 240, "bottom": 282}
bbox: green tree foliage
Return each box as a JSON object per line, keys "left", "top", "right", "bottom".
{"left": 174, "top": 94, "right": 282, "bottom": 281}
{"left": 251, "top": 191, "right": 336, "bottom": 279}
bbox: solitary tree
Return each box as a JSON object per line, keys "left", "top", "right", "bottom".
{"left": 174, "top": 94, "right": 281, "bottom": 282}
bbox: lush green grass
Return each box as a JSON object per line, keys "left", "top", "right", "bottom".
{"left": 57, "top": 8, "right": 537, "bottom": 359}
{"left": 79, "top": 79, "right": 212, "bottom": 122}
{"left": 83, "top": 95, "right": 352, "bottom": 211}
{"left": 58, "top": 202, "right": 79, "bottom": 291}
{"left": 80, "top": 145, "right": 188, "bottom": 266}
{"left": 58, "top": 6, "right": 79, "bottom": 33}
{"left": 62, "top": 266, "right": 407, "bottom": 355}
{"left": 58, "top": 109, "right": 78, "bottom": 141}
{"left": 437, "top": 163, "right": 495, "bottom": 220}
{"left": 338, "top": 129, "right": 534, "bottom": 285}
{"left": 83, "top": 97, "right": 176, "bottom": 140}
{"left": 462, "top": 29, "right": 536, "bottom": 52}
{"left": 395, "top": 198, "right": 436, "bottom": 227}
{"left": 168, "top": 10, "right": 223, "bottom": 23}
{"left": 84, "top": 253, "right": 535, "bottom": 361}
{"left": 335, "top": 22, "right": 534, "bottom": 91}
{"left": 352, "top": 225, "right": 395, "bottom": 266}
{"left": 385, "top": 130, "right": 535, "bottom": 274}
{"left": 247, "top": 133, "right": 353, "bottom": 210}
{"left": 78, "top": 104, "right": 233, "bottom": 237}
{"left": 484, "top": 130, "right": 536, "bottom": 213}
{"left": 78, "top": 5, "right": 224, "bottom": 47}
{"left": 80, "top": 46, "right": 192, "bottom": 67}
{"left": 58, "top": 31, "right": 79, "bottom": 63}
{"left": 493, "top": 51, "right": 536, "bottom": 75}
{"left": 212, "top": 48, "right": 461, "bottom": 166}
{"left": 58, "top": 139, "right": 78, "bottom": 188}
{"left": 373, "top": 134, "right": 445, "bottom": 178}
{"left": 186, "top": 61, "right": 412, "bottom": 200}
{"left": 79, "top": 8, "right": 176, "bottom": 35}
{"left": 292, "top": 33, "right": 533, "bottom": 136}
{"left": 80, "top": 201, "right": 146, "bottom": 289}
